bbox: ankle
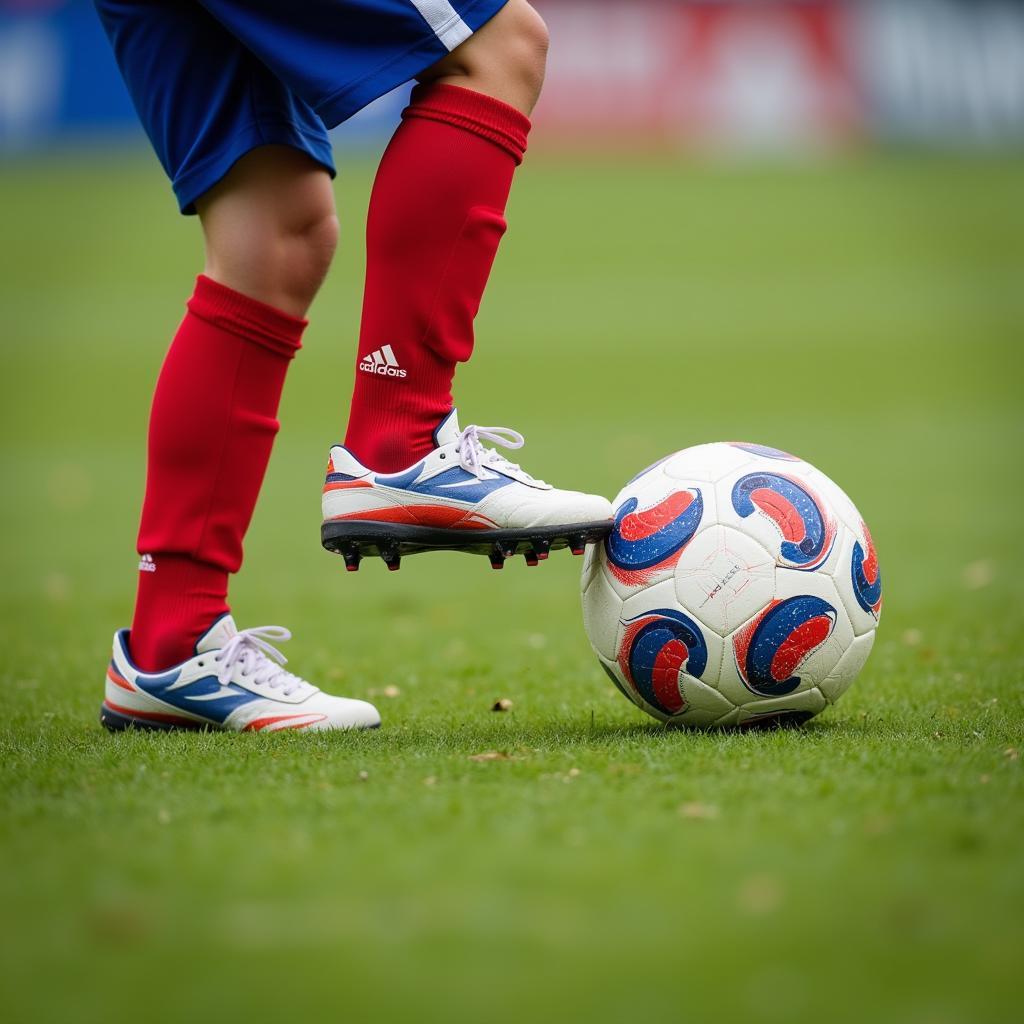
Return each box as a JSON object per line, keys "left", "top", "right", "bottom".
{"left": 129, "top": 554, "right": 229, "bottom": 672}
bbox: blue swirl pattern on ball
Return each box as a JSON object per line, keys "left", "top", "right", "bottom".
{"left": 734, "top": 595, "right": 837, "bottom": 697}
{"left": 619, "top": 609, "right": 708, "bottom": 716}
{"left": 731, "top": 473, "right": 832, "bottom": 568}
{"left": 851, "top": 534, "right": 882, "bottom": 616}
{"left": 606, "top": 490, "right": 703, "bottom": 572}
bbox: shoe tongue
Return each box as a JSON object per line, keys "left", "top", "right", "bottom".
{"left": 433, "top": 409, "right": 462, "bottom": 448}
{"left": 195, "top": 614, "right": 238, "bottom": 655}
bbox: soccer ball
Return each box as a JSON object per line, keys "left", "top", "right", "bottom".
{"left": 581, "top": 442, "right": 882, "bottom": 728}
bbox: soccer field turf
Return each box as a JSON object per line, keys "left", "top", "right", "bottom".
{"left": 2, "top": 149, "right": 1022, "bottom": 1023}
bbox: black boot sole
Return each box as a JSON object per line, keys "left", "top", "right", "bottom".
{"left": 321, "top": 519, "right": 612, "bottom": 571}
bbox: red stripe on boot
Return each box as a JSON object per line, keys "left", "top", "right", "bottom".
{"left": 327, "top": 504, "right": 496, "bottom": 529}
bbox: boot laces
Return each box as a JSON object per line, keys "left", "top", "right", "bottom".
{"left": 456, "top": 424, "right": 545, "bottom": 485}
{"left": 213, "top": 626, "right": 308, "bottom": 696}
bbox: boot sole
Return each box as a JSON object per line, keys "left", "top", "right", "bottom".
{"left": 100, "top": 702, "right": 381, "bottom": 733}
{"left": 321, "top": 519, "right": 612, "bottom": 571}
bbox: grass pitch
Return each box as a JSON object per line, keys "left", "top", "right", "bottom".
{"left": 1, "top": 148, "right": 1022, "bottom": 1023}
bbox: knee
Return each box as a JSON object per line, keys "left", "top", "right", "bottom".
{"left": 198, "top": 148, "right": 339, "bottom": 316}
{"left": 204, "top": 201, "right": 339, "bottom": 317}
{"left": 422, "top": 0, "right": 549, "bottom": 113}
{"left": 278, "top": 205, "right": 340, "bottom": 303}
{"left": 499, "top": 2, "right": 549, "bottom": 104}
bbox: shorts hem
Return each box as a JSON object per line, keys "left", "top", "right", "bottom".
{"left": 172, "top": 122, "right": 336, "bottom": 215}
{"left": 315, "top": 0, "right": 510, "bottom": 128}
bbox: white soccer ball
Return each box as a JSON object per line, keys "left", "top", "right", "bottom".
{"left": 581, "top": 442, "right": 882, "bottom": 728}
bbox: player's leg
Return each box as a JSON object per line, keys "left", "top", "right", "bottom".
{"left": 342, "top": 0, "right": 549, "bottom": 472}
{"left": 325, "top": 1, "right": 611, "bottom": 567}
{"left": 94, "top": 2, "right": 377, "bottom": 730}
{"left": 130, "top": 146, "right": 336, "bottom": 671}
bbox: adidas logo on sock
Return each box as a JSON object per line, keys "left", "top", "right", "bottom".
{"left": 138, "top": 553, "right": 156, "bottom": 573}
{"left": 359, "top": 344, "right": 407, "bottom": 378}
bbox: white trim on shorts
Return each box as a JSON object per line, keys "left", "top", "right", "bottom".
{"left": 408, "top": 0, "right": 474, "bottom": 51}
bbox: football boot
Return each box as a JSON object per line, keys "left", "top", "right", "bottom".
{"left": 321, "top": 410, "right": 613, "bottom": 571}
{"left": 101, "top": 615, "right": 381, "bottom": 732}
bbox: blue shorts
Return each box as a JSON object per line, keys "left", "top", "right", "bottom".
{"left": 94, "top": 0, "right": 509, "bottom": 213}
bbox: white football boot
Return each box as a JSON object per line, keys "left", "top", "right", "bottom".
{"left": 100, "top": 615, "right": 381, "bottom": 732}
{"left": 321, "top": 410, "right": 613, "bottom": 570}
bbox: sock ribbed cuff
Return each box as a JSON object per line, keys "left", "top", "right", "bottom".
{"left": 405, "top": 84, "right": 531, "bottom": 164}
{"left": 188, "top": 275, "right": 307, "bottom": 359}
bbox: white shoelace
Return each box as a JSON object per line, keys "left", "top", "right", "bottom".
{"left": 213, "top": 625, "right": 307, "bottom": 696}
{"left": 456, "top": 424, "right": 545, "bottom": 485}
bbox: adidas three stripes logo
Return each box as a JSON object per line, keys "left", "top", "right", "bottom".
{"left": 359, "top": 344, "right": 408, "bottom": 378}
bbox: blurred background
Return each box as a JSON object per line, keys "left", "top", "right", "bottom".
{"left": 2, "top": 2, "right": 1022, "bottom": 1023}
{"left": 4, "top": 0, "right": 1024, "bottom": 154}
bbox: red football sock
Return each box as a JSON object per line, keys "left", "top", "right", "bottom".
{"left": 343, "top": 84, "right": 531, "bottom": 472}
{"left": 130, "top": 275, "right": 305, "bottom": 671}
